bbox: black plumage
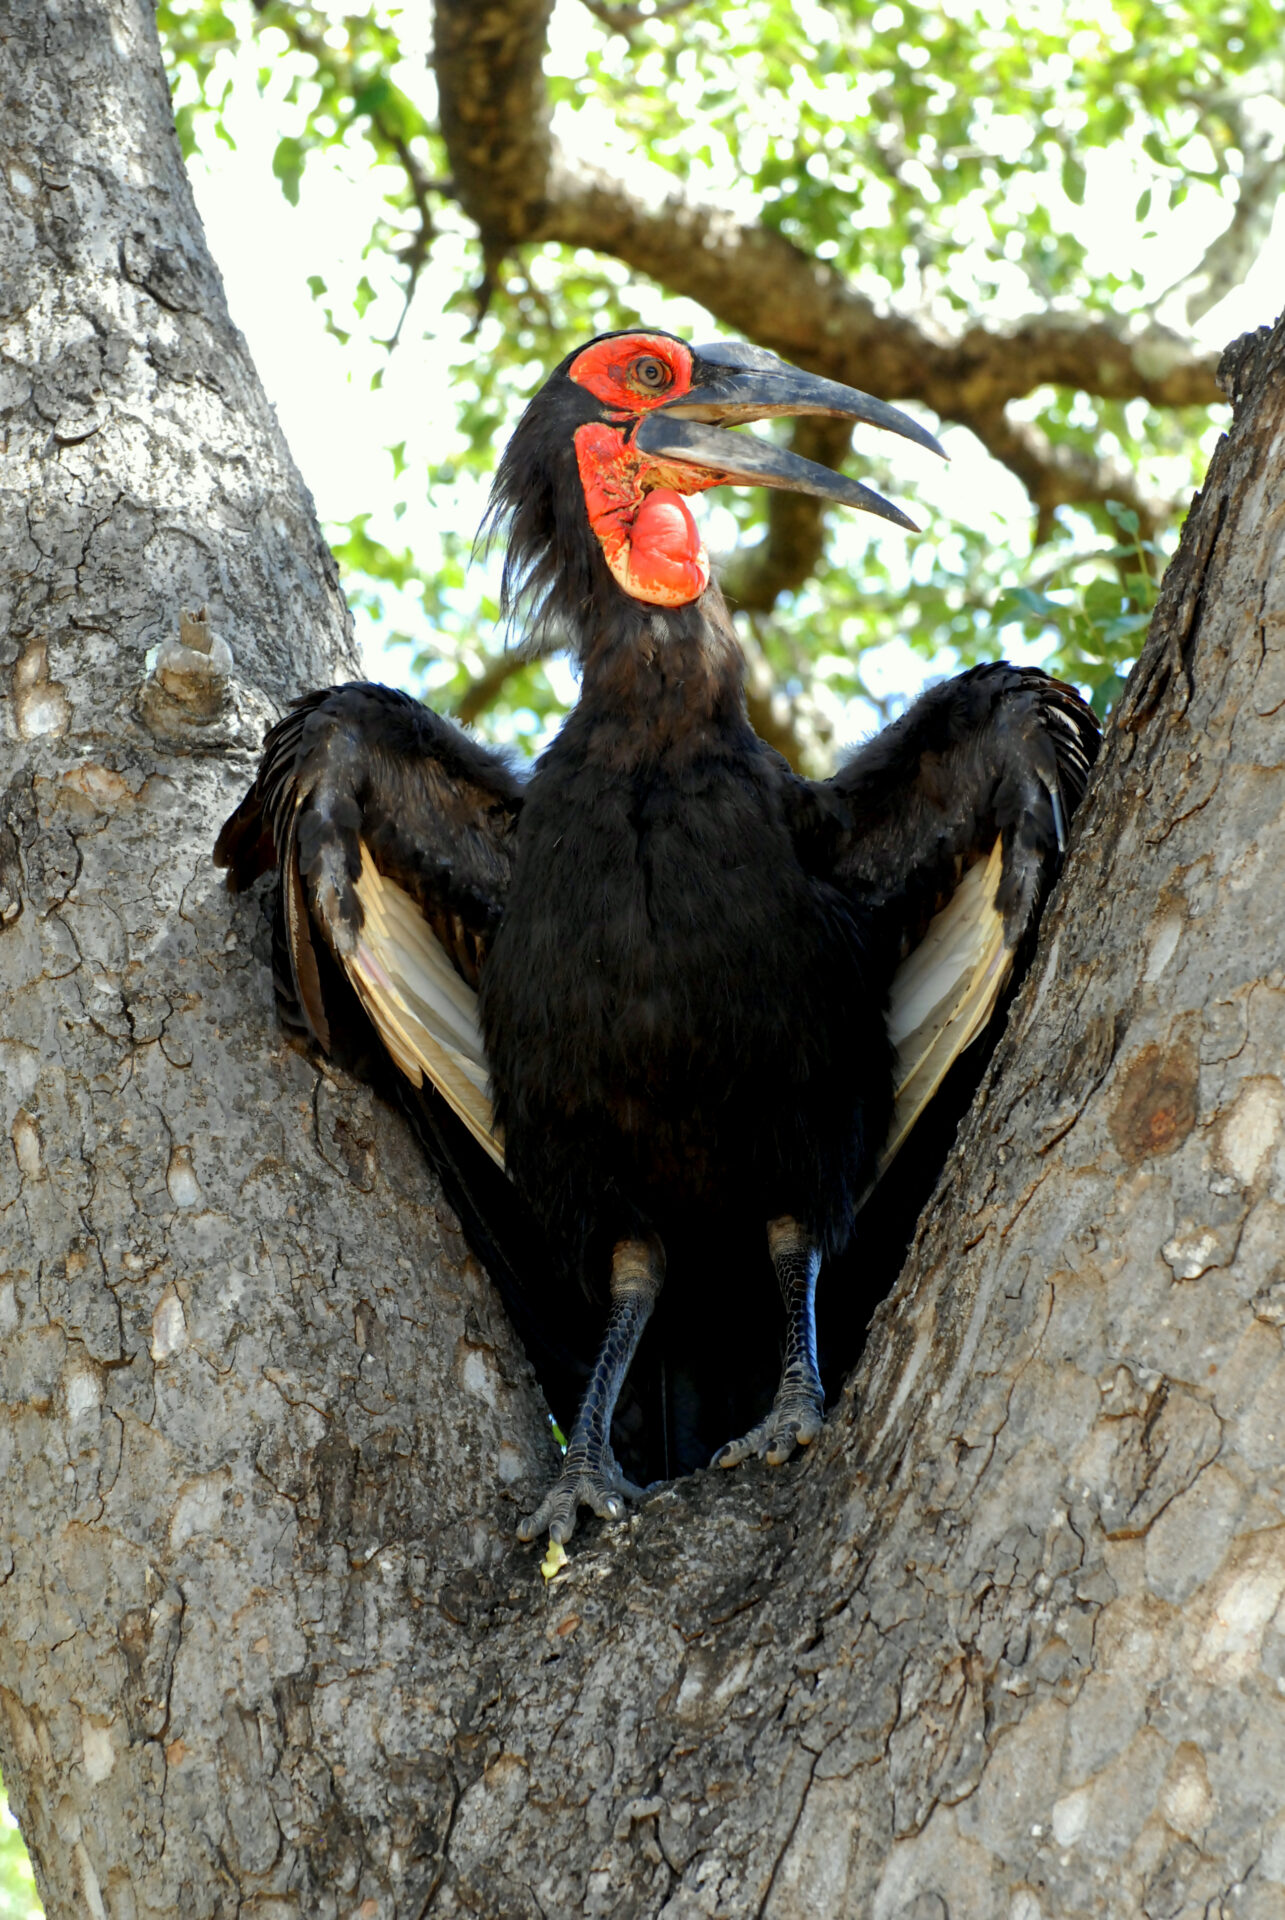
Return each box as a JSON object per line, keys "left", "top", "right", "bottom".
{"left": 217, "top": 329, "right": 1098, "bottom": 1543}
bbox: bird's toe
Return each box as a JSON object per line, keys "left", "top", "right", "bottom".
{"left": 713, "top": 1394, "right": 824, "bottom": 1471}
{"left": 517, "top": 1456, "right": 642, "bottom": 1546}
{"left": 765, "top": 1408, "right": 822, "bottom": 1464}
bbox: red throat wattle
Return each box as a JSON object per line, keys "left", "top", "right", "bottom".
{"left": 574, "top": 421, "right": 712, "bottom": 608}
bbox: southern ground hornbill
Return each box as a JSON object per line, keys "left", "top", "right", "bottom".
{"left": 217, "top": 329, "right": 1098, "bottom": 1544}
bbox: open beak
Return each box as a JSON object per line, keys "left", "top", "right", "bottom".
{"left": 634, "top": 340, "right": 944, "bottom": 532}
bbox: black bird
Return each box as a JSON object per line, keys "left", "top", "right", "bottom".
{"left": 217, "top": 329, "right": 1097, "bottom": 1544}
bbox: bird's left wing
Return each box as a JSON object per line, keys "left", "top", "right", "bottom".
{"left": 820, "top": 664, "right": 1099, "bottom": 1172}
{"left": 215, "top": 682, "right": 520, "bottom": 1164}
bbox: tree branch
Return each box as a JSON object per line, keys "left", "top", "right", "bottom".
{"left": 533, "top": 162, "right": 1218, "bottom": 418}
{"left": 452, "top": 647, "right": 532, "bottom": 725}
{"left": 1166, "top": 86, "right": 1285, "bottom": 326}
{"left": 382, "top": 131, "right": 440, "bottom": 349}
{"left": 432, "top": 0, "right": 556, "bottom": 253}
{"left": 578, "top": 0, "right": 702, "bottom": 43}
{"left": 719, "top": 418, "right": 854, "bottom": 615}
{"left": 738, "top": 625, "right": 847, "bottom": 775}
{"left": 958, "top": 407, "right": 1170, "bottom": 546}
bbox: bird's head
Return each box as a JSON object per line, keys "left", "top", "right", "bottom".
{"left": 486, "top": 328, "right": 943, "bottom": 647}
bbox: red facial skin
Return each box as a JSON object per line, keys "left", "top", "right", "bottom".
{"left": 568, "top": 333, "right": 695, "bottom": 414}
{"left": 569, "top": 335, "right": 729, "bottom": 609}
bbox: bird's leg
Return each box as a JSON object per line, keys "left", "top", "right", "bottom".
{"left": 714, "top": 1216, "right": 825, "bottom": 1469}
{"left": 517, "top": 1234, "right": 665, "bottom": 1545}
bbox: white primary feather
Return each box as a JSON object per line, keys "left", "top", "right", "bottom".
{"left": 349, "top": 843, "right": 504, "bottom": 1166}
{"left": 880, "top": 837, "right": 1011, "bottom": 1173}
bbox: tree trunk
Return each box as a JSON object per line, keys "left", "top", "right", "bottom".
{"left": 3, "top": 6, "right": 1285, "bottom": 1918}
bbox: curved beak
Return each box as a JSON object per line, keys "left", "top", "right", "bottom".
{"left": 634, "top": 340, "right": 944, "bottom": 532}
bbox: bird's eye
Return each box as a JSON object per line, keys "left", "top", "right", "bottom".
{"left": 631, "top": 355, "right": 671, "bottom": 392}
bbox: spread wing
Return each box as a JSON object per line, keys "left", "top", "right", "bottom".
{"left": 821, "top": 663, "right": 1098, "bottom": 1173}
{"left": 215, "top": 682, "right": 519, "bottom": 1163}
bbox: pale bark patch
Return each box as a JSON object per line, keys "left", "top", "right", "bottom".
{"left": 169, "top": 1469, "right": 231, "bottom": 1548}
{"left": 1159, "top": 1740, "right": 1214, "bottom": 1840}
{"left": 13, "top": 641, "right": 71, "bottom": 739}
{"left": 165, "top": 1144, "right": 202, "bottom": 1208}
{"left": 79, "top": 1719, "right": 115, "bottom": 1785}
{"left": 458, "top": 1342, "right": 500, "bottom": 1409}
{"left": 1144, "top": 1463, "right": 1244, "bottom": 1603}
{"left": 10, "top": 1110, "right": 40, "bottom": 1177}
{"left": 149, "top": 1287, "right": 187, "bottom": 1359}
{"left": 1143, "top": 911, "right": 1184, "bottom": 983}
{"left": 71, "top": 1841, "right": 106, "bottom": 1920}
{"left": 1217, "top": 1076, "right": 1285, "bottom": 1187}
{"left": 65, "top": 1367, "right": 100, "bottom": 1419}
{"left": 1194, "top": 1531, "right": 1285, "bottom": 1680}
{"left": 60, "top": 764, "right": 135, "bottom": 805}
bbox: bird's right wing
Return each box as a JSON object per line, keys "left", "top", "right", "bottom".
{"left": 820, "top": 664, "right": 1099, "bottom": 1175}
{"left": 215, "top": 682, "right": 520, "bottom": 1164}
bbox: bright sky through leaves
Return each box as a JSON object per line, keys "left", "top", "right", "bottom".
{"left": 161, "top": 0, "right": 1285, "bottom": 759}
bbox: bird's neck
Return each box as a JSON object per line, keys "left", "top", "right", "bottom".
{"left": 572, "top": 587, "right": 751, "bottom": 756}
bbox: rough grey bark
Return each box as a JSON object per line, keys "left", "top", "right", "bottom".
{"left": 0, "top": 5, "right": 557, "bottom": 1915}
{"left": 3, "top": 8, "right": 1285, "bottom": 1920}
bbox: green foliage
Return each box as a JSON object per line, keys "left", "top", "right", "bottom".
{"left": 157, "top": 0, "right": 1269, "bottom": 745}
{"left": 995, "top": 502, "right": 1162, "bottom": 716}
{"left": 0, "top": 1772, "right": 41, "bottom": 1920}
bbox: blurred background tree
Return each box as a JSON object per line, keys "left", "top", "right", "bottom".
{"left": 0, "top": 1770, "right": 40, "bottom": 1919}
{"left": 154, "top": 0, "right": 1282, "bottom": 769}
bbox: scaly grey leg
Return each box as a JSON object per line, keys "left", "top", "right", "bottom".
{"left": 518, "top": 1235, "right": 665, "bottom": 1544}
{"left": 713, "top": 1216, "right": 825, "bottom": 1468}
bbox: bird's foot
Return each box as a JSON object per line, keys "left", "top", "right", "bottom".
{"left": 712, "top": 1387, "right": 824, "bottom": 1470}
{"left": 516, "top": 1445, "right": 645, "bottom": 1546}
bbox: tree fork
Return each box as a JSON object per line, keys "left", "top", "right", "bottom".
{"left": 4, "top": 7, "right": 1285, "bottom": 1920}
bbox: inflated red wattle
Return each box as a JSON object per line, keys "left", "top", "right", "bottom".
{"left": 573, "top": 424, "right": 712, "bottom": 607}
{"left": 627, "top": 489, "right": 707, "bottom": 603}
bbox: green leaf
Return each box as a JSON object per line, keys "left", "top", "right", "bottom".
{"left": 1083, "top": 577, "right": 1132, "bottom": 621}
{"left": 1001, "top": 587, "right": 1067, "bottom": 623}
{"left": 271, "top": 134, "right": 306, "bottom": 207}
{"left": 1089, "top": 671, "right": 1130, "bottom": 718}
{"left": 352, "top": 76, "right": 393, "bottom": 121}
